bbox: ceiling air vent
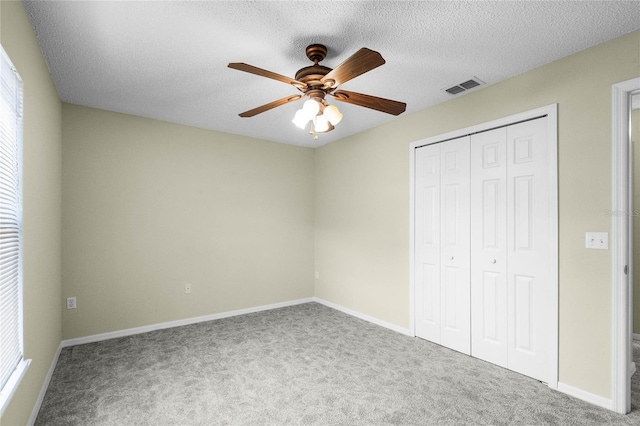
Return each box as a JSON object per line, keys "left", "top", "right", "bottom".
{"left": 443, "top": 77, "right": 485, "bottom": 95}
{"left": 445, "top": 85, "right": 466, "bottom": 95}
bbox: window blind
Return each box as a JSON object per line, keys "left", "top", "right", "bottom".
{"left": 0, "top": 45, "right": 24, "bottom": 408}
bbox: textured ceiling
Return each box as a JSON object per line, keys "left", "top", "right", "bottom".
{"left": 22, "top": 0, "right": 640, "bottom": 148}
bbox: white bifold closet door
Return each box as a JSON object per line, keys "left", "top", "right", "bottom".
{"left": 470, "top": 117, "right": 551, "bottom": 382}
{"left": 506, "top": 117, "right": 551, "bottom": 382}
{"left": 470, "top": 127, "right": 509, "bottom": 367}
{"left": 415, "top": 116, "right": 551, "bottom": 382}
{"left": 414, "top": 136, "right": 471, "bottom": 355}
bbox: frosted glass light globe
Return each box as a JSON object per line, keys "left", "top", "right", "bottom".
{"left": 292, "top": 109, "right": 309, "bottom": 129}
{"left": 313, "top": 114, "right": 330, "bottom": 133}
{"left": 302, "top": 99, "right": 320, "bottom": 119}
{"left": 323, "top": 104, "right": 343, "bottom": 125}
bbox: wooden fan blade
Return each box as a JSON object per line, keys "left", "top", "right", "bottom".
{"left": 321, "top": 48, "right": 385, "bottom": 89}
{"left": 228, "top": 63, "right": 307, "bottom": 90}
{"left": 331, "top": 90, "right": 406, "bottom": 116}
{"left": 238, "top": 94, "right": 302, "bottom": 118}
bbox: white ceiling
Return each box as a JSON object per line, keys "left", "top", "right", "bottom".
{"left": 22, "top": 1, "right": 640, "bottom": 148}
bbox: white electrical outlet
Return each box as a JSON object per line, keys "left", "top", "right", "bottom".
{"left": 315, "top": 271, "right": 320, "bottom": 280}
{"left": 184, "top": 283, "right": 192, "bottom": 294}
{"left": 66, "top": 297, "right": 77, "bottom": 309}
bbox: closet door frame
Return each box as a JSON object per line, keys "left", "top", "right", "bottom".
{"left": 409, "top": 104, "right": 558, "bottom": 390}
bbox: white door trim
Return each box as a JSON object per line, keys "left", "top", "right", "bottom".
{"left": 611, "top": 77, "right": 640, "bottom": 415}
{"left": 409, "top": 104, "right": 558, "bottom": 389}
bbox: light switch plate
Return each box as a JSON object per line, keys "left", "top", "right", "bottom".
{"left": 586, "top": 232, "right": 608, "bottom": 249}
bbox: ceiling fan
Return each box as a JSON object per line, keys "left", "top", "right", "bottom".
{"left": 228, "top": 44, "right": 407, "bottom": 138}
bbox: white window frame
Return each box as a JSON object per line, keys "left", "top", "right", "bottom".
{"left": 0, "top": 45, "right": 30, "bottom": 417}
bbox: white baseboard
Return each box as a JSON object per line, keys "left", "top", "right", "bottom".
{"left": 557, "top": 382, "right": 613, "bottom": 411}
{"left": 61, "top": 297, "right": 315, "bottom": 348}
{"left": 59, "top": 296, "right": 411, "bottom": 349}
{"left": 313, "top": 297, "right": 412, "bottom": 336}
{"left": 27, "top": 343, "right": 62, "bottom": 426}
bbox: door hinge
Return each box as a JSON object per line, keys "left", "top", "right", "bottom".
{"left": 624, "top": 265, "right": 628, "bottom": 275}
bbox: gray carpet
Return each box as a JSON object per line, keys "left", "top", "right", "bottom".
{"left": 34, "top": 302, "right": 640, "bottom": 425}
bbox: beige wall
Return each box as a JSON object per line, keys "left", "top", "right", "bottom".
{"left": 0, "top": 1, "right": 63, "bottom": 425}
{"left": 315, "top": 31, "right": 640, "bottom": 399}
{"left": 61, "top": 104, "right": 315, "bottom": 339}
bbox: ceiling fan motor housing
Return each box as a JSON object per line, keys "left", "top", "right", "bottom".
{"left": 295, "top": 44, "right": 332, "bottom": 88}
{"left": 295, "top": 65, "right": 332, "bottom": 85}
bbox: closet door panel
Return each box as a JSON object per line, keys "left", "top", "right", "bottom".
{"left": 506, "top": 117, "right": 550, "bottom": 382}
{"left": 414, "top": 144, "right": 441, "bottom": 343}
{"left": 440, "top": 137, "right": 471, "bottom": 355}
{"left": 471, "top": 128, "right": 508, "bottom": 367}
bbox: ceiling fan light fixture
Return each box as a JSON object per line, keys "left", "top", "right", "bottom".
{"left": 324, "top": 104, "right": 343, "bottom": 125}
